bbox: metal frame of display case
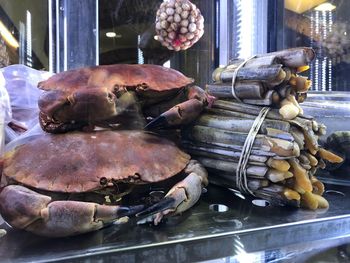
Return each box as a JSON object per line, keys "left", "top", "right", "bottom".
{"left": 267, "top": 0, "right": 285, "bottom": 52}
{"left": 2, "top": 1, "right": 350, "bottom": 262}
{"left": 48, "top": 0, "right": 99, "bottom": 72}
{"left": 1, "top": 183, "right": 350, "bottom": 262}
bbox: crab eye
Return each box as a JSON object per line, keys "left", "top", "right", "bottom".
{"left": 107, "top": 92, "right": 115, "bottom": 101}
{"left": 100, "top": 177, "right": 108, "bottom": 186}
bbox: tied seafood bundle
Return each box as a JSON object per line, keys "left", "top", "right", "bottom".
{"left": 182, "top": 47, "right": 343, "bottom": 210}
{"left": 208, "top": 47, "right": 315, "bottom": 120}
{"left": 182, "top": 100, "right": 343, "bottom": 209}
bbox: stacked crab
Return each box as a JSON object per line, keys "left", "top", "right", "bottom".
{"left": 0, "top": 64, "right": 213, "bottom": 237}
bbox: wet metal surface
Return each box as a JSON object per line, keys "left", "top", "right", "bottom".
{"left": 1, "top": 183, "right": 350, "bottom": 262}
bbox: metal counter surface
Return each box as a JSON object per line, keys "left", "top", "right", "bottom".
{"left": 1, "top": 183, "right": 350, "bottom": 263}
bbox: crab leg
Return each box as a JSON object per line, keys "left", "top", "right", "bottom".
{"left": 0, "top": 185, "right": 143, "bottom": 237}
{"left": 137, "top": 160, "right": 208, "bottom": 225}
{"left": 145, "top": 86, "right": 216, "bottom": 130}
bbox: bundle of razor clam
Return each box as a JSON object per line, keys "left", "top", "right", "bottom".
{"left": 182, "top": 100, "right": 343, "bottom": 210}
{"left": 209, "top": 47, "right": 316, "bottom": 120}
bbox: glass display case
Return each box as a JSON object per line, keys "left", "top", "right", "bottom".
{"left": 280, "top": 0, "right": 350, "bottom": 92}
{"left": 1, "top": 0, "right": 350, "bottom": 262}
{"left": 0, "top": 0, "right": 48, "bottom": 69}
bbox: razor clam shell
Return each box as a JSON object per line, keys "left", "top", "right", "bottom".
{"left": 213, "top": 64, "right": 284, "bottom": 84}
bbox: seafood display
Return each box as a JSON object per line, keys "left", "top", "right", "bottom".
{"left": 0, "top": 64, "right": 212, "bottom": 237}
{"left": 182, "top": 100, "right": 342, "bottom": 209}
{"left": 0, "top": 48, "right": 345, "bottom": 238}
{"left": 209, "top": 47, "right": 315, "bottom": 120}
{"left": 183, "top": 48, "right": 343, "bottom": 210}
{"left": 0, "top": 131, "right": 208, "bottom": 237}
{"left": 37, "top": 64, "right": 214, "bottom": 133}
{"left": 154, "top": 0, "right": 204, "bottom": 51}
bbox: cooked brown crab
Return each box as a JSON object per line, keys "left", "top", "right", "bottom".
{"left": 0, "top": 131, "right": 208, "bottom": 237}
{"left": 38, "top": 64, "right": 215, "bottom": 133}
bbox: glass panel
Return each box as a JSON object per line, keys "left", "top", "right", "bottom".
{"left": 218, "top": 0, "right": 269, "bottom": 68}
{"left": 280, "top": 0, "right": 350, "bottom": 91}
{"left": 0, "top": 0, "right": 48, "bottom": 70}
{"left": 99, "top": 0, "right": 163, "bottom": 65}
{"left": 231, "top": 0, "right": 268, "bottom": 59}
{"left": 55, "top": 0, "right": 98, "bottom": 72}
{"left": 98, "top": 0, "right": 217, "bottom": 88}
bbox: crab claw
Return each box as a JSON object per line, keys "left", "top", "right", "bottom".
{"left": 113, "top": 205, "right": 145, "bottom": 217}
{"left": 0, "top": 185, "right": 144, "bottom": 237}
{"left": 145, "top": 99, "right": 203, "bottom": 130}
{"left": 145, "top": 86, "right": 215, "bottom": 130}
{"left": 136, "top": 197, "right": 176, "bottom": 218}
{"left": 144, "top": 115, "right": 168, "bottom": 130}
{"left": 139, "top": 160, "right": 208, "bottom": 225}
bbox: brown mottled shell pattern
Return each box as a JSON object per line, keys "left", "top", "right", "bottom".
{"left": 3, "top": 131, "right": 190, "bottom": 193}
{"left": 326, "top": 131, "right": 350, "bottom": 156}
{"left": 38, "top": 64, "right": 194, "bottom": 92}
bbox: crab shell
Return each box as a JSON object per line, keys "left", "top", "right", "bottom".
{"left": 38, "top": 64, "right": 194, "bottom": 123}
{"left": 326, "top": 131, "right": 350, "bottom": 159}
{"left": 0, "top": 131, "right": 211, "bottom": 237}
{"left": 1, "top": 131, "right": 190, "bottom": 193}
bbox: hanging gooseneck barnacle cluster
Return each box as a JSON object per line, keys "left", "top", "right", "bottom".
{"left": 154, "top": 0, "right": 204, "bottom": 51}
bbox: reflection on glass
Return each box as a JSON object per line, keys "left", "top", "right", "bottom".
{"left": 231, "top": 0, "right": 267, "bottom": 59}
{"left": 219, "top": 0, "right": 268, "bottom": 67}
{"left": 0, "top": 0, "right": 48, "bottom": 70}
{"left": 282, "top": 0, "right": 350, "bottom": 91}
{"left": 25, "top": 10, "right": 32, "bottom": 67}
{"left": 99, "top": 0, "right": 165, "bottom": 65}
{"left": 98, "top": 0, "right": 216, "bottom": 88}
{"left": 0, "top": 20, "right": 18, "bottom": 48}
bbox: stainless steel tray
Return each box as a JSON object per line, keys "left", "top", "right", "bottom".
{"left": 1, "top": 183, "right": 350, "bottom": 263}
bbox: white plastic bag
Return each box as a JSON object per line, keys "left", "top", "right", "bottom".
{"left": 0, "top": 64, "right": 52, "bottom": 146}
{"left": 0, "top": 73, "right": 11, "bottom": 155}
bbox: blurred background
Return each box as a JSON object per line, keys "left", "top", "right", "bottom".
{"left": 0, "top": 0, "right": 349, "bottom": 91}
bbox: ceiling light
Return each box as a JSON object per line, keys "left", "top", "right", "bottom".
{"left": 0, "top": 20, "right": 19, "bottom": 48}
{"left": 314, "top": 2, "right": 336, "bottom": 11}
{"left": 106, "top": 32, "right": 117, "bottom": 38}
{"left": 285, "top": 0, "right": 327, "bottom": 14}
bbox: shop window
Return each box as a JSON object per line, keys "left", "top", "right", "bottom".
{"left": 280, "top": 0, "right": 350, "bottom": 91}
{"left": 0, "top": 0, "right": 48, "bottom": 70}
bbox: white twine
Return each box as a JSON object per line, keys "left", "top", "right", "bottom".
{"left": 229, "top": 56, "right": 256, "bottom": 102}
{"left": 236, "top": 106, "right": 270, "bottom": 195}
